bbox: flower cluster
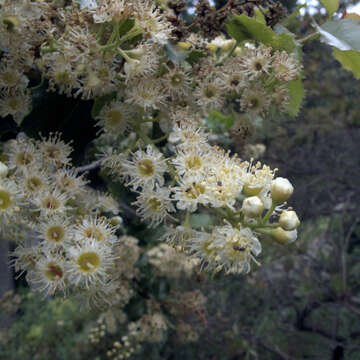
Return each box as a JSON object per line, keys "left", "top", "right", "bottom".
{"left": 0, "top": 133, "right": 144, "bottom": 309}
{"left": 0, "top": 0, "right": 302, "bottom": 304}
{"left": 103, "top": 117, "right": 300, "bottom": 274}
{"left": 0, "top": 0, "right": 302, "bottom": 130}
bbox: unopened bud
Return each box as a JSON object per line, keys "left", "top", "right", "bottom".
{"left": 243, "top": 183, "right": 262, "bottom": 197}
{"left": 270, "top": 177, "right": 293, "bottom": 204}
{"left": 207, "top": 44, "right": 218, "bottom": 53}
{"left": 110, "top": 216, "right": 123, "bottom": 226}
{"left": 177, "top": 42, "right": 191, "bottom": 51}
{"left": 271, "top": 227, "right": 297, "bottom": 244}
{"left": 0, "top": 162, "right": 8, "bottom": 178}
{"left": 221, "top": 39, "right": 236, "bottom": 52}
{"left": 279, "top": 210, "right": 300, "bottom": 231}
{"left": 242, "top": 196, "right": 264, "bottom": 217}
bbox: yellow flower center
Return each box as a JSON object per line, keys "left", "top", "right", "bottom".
{"left": 0, "top": 189, "right": 12, "bottom": 210}
{"left": 77, "top": 252, "right": 100, "bottom": 273}
{"left": 85, "top": 227, "right": 105, "bottom": 242}
{"left": 106, "top": 109, "right": 123, "bottom": 127}
{"left": 45, "top": 262, "right": 63, "bottom": 281}
{"left": 138, "top": 159, "right": 155, "bottom": 177}
{"left": 47, "top": 225, "right": 65, "bottom": 243}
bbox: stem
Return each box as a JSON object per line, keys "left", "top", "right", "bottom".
{"left": 262, "top": 202, "right": 277, "bottom": 225}
{"left": 298, "top": 32, "right": 319, "bottom": 44}
{"left": 153, "top": 134, "right": 169, "bottom": 144}
{"left": 76, "top": 160, "right": 102, "bottom": 173}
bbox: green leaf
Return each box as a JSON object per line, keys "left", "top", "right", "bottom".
{"left": 207, "top": 110, "right": 235, "bottom": 130}
{"left": 286, "top": 77, "right": 305, "bottom": 116}
{"left": 281, "top": 3, "right": 307, "bottom": 27}
{"left": 316, "top": 19, "right": 360, "bottom": 78}
{"left": 317, "top": 19, "right": 360, "bottom": 51}
{"left": 332, "top": 48, "right": 360, "bottom": 79}
{"left": 226, "top": 14, "right": 297, "bottom": 53}
{"left": 254, "top": 8, "right": 266, "bottom": 25}
{"left": 189, "top": 214, "right": 213, "bottom": 229}
{"left": 186, "top": 50, "right": 205, "bottom": 65}
{"left": 91, "top": 92, "right": 117, "bottom": 118}
{"left": 319, "top": 0, "right": 339, "bottom": 17}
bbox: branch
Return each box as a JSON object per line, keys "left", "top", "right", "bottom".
{"left": 76, "top": 160, "right": 102, "bottom": 173}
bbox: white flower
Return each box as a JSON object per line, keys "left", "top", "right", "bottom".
{"left": 67, "top": 239, "right": 114, "bottom": 288}
{"left": 172, "top": 176, "right": 209, "bottom": 212}
{"left": 133, "top": 186, "right": 175, "bottom": 226}
{"left": 38, "top": 215, "right": 70, "bottom": 248}
{"left": 37, "top": 132, "right": 73, "bottom": 167}
{"left": 213, "top": 224, "right": 261, "bottom": 274}
{"left": 122, "top": 145, "right": 167, "bottom": 190}
{"left": 125, "top": 78, "right": 167, "bottom": 110}
{"left": 0, "top": 179, "right": 22, "bottom": 223}
{"left": 33, "top": 188, "right": 70, "bottom": 217}
{"left": 72, "top": 216, "right": 117, "bottom": 243}
{"left": 28, "top": 254, "right": 67, "bottom": 296}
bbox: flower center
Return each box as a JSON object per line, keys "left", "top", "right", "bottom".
{"left": 16, "top": 151, "right": 33, "bottom": 166}
{"left": 85, "top": 227, "right": 105, "bottom": 242}
{"left": 138, "top": 159, "right": 155, "bottom": 177}
{"left": 47, "top": 225, "right": 65, "bottom": 243}
{"left": 77, "top": 252, "right": 100, "bottom": 273}
{"left": 42, "top": 196, "right": 60, "bottom": 210}
{"left": 26, "top": 177, "right": 42, "bottom": 192}
{"left": 0, "top": 189, "right": 12, "bottom": 210}
{"left": 45, "top": 262, "right": 63, "bottom": 281}
{"left": 106, "top": 109, "right": 123, "bottom": 127}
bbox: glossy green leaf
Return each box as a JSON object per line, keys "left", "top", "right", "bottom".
{"left": 332, "top": 48, "right": 360, "bottom": 78}
{"left": 318, "top": 19, "right": 360, "bottom": 51}
{"left": 286, "top": 77, "right": 305, "bottom": 116}
{"left": 319, "top": 0, "right": 339, "bottom": 17}
{"left": 226, "top": 14, "right": 297, "bottom": 53}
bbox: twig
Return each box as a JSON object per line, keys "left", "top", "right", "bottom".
{"left": 76, "top": 160, "right": 102, "bottom": 173}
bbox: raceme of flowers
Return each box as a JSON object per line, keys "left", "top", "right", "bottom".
{"left": 102, "top": 116, "right": 300, "bottom": 275}
{"left": 0, "top": 0, "right": 301, "bottom": 303}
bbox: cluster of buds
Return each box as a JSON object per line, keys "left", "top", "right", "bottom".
{"left": 88, "top": 318, "right": 107, "bottom": 345}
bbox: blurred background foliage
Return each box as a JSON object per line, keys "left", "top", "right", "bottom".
{"left": 1, "top": 1, "right": 360, "bottom": 360}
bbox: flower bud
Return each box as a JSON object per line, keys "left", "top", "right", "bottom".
{"left": 242, "top": 196, "right": 264, "bottom": 217}
{"left": 0, "top": 162, "right": 8, "bottom": 178}
{"left": 279, "top": 210, "right": 300, "bottom": 231}
{"left": 270, "top": 177, "right": 293, "bottom": 204}
{"left": 207, "top": 43, "right": 218, "bottom": 53}
{"left": 243, "top": 183, "right": 262, "bottom": 197}
{"left": 177, "top": 42, "right": 191, "bottom": 51}
{"left": 110, "top": 216, "right": 123, "bottom": 226}
{"left": 271, "top": 227, "right": 297, "bottom": 244}
{"left": 221, "top": 39, "right": 236, "bottom": 52}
